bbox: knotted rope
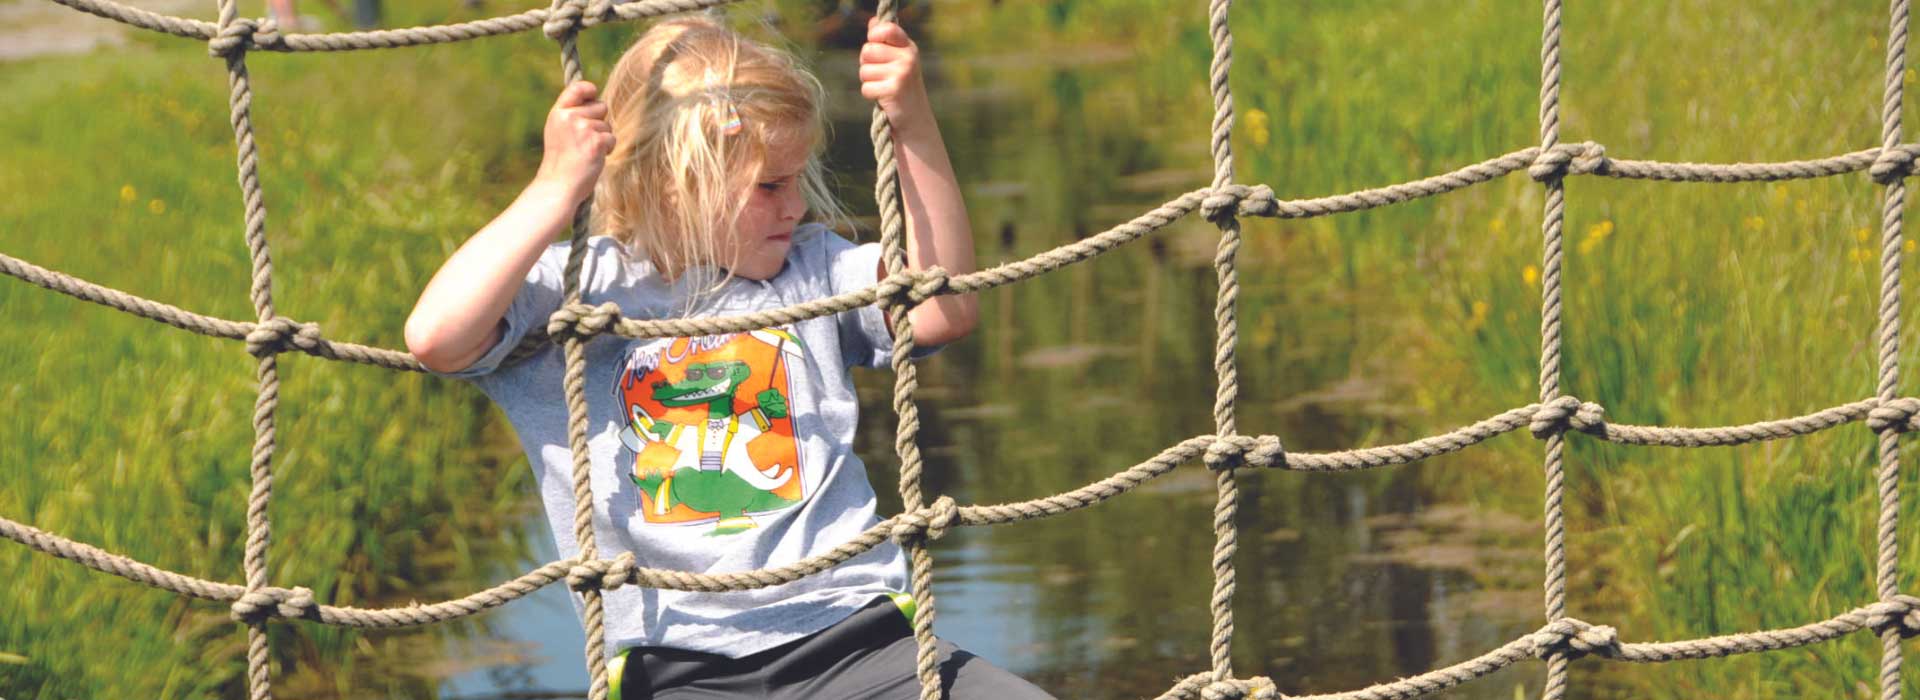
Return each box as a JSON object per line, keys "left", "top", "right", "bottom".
{"left": 230, "top": 586, "right": 317, "bottom": 623}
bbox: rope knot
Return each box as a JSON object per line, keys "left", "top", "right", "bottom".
{"left": 543, "top": 0, "right": 615, "bottom": 39}
{"left": 230, "top": 586, "right": 316, "bottom": 623}
{"left": 1868, "top": 397, "right": 1920, "bottom": 433}
{"left": 1205, "top": 434, "right": 1285, "bottom": 469}
{"left": 1199, "top": 677, "right": 1278, "bottom": 700}
{"left": 1866, "top": 595, "right": 1920, "bottom": 637}
{"left": 1201, "top": 184, "right": 1278, "bottom": 223}
{"left": 1528, "top": 618, "right": 1619, "bottom": 660}
{"left": 1873, "top": 145, "right": 1918, "bottom": 184}
{"left": 246, "top": 316, "right": 322, "bottom": 357}
{"left": 1528, "top": 142, "right": 1609, "bottom": 182}
{"left": 546, "top": 302, "right": 623, "bottom": 342}
{"left": 874, "top": 267, "right": 951, "bottom": 308}
{"left": 891, "top": 496, "right": 959, "bottom": 544}
{"left": 567, "top": 552, "right": 636, "bottom": 592}
{"left": 1529, "top": 396, "right": 1606, "bottom": 439}
{"left": 209, "top": 17, "right": 284, "bottom": 58}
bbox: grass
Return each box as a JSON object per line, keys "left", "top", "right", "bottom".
{"left": 0, "top": 7, "right": 613, "bottom": 697}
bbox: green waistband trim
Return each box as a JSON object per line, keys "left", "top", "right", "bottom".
{"left": 888, "top": 592, "right": 917, "bottom": 622}
{"left": 609, "top": 647, "right": 629, "bottom": 700}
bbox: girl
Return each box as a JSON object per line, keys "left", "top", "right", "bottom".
{"left": 404, "top": 13, "right": 1052, "bottom": 700}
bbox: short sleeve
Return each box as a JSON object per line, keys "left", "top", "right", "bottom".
{"left": 431, "top": 244, "right": 568, "bottom": 380}
{"left": 823, "top": 230, "right": 942, "bottom": 370}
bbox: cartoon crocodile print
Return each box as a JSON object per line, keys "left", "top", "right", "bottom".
{"left": 619, "top": 357, "right": 796, "bottom": 536}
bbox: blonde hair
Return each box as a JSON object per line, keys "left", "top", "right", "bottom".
{"left": 592, "top": 14, "right": 850, "bottom": 304}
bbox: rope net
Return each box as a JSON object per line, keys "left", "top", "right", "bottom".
{"left": 3, "top": 0, "right": 1918, "bottom": 698}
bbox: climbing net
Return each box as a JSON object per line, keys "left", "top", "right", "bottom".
{"left": 6, "top": 0, "right": 1920, "bottom": 698}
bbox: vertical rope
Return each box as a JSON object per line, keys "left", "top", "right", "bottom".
{"left": 1876, "top": 2, "right": 1910, "bottom": 699}
{"left": 211, "top": 1, "right": 281, "bottom": 698}
{"left": 866, "top": 1, "right": 942, "bottom": 698}
{"left": 544, "top": 1, "right": 610, "bottom": 698}
{"left": 1204, "top": 0, "right": 1241, "bottom": 684}
{"left": 1536, "top": 1, "right": 1572, "bottom": 699}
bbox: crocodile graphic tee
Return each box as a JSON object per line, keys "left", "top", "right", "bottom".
{"left": 435, "top": 224, "right": 911, "bottom": 658}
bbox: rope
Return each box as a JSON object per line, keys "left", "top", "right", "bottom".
{"left": 4, "top": 0, "right": 1918, "bottom": 698}
{"left": 1875, "top": 2, "right": 1912, "bottom": 699}
{"left": 1203, "top": 0, "right": 1242, "bottom": 684}
{"left": 1534, "top": 2, "right": 1573, "bottom": 697}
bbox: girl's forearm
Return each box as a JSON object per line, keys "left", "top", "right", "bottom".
{"left": 893, "top": 121, "right": 979, "bottom": 346}
{"left": 405, "top": 179, "right": 581, "bottom": 372}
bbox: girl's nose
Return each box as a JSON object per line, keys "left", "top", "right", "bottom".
{"left": 781, "top": 187, "right": 807, "bottom": 221}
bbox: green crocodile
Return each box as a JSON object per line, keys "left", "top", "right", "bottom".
{"left": 621, "top": 358, "right": 796, "bottom": 536}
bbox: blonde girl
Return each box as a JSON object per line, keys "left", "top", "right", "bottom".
{"left": 405, "top": 13, "right": 1051, "bottom": 700}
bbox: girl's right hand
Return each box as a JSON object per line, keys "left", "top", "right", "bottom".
{"left": 534, "top": 80, "right": 615, "bottom": 205}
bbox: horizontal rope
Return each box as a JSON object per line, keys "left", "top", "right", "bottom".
{"left": 1153, "top": 598, "right": 1920, "bottom": 700}
{"left": 11, "top": 138, "right": 1920, "bottom": 362}
{"left": 0, "top": 251, "right": 424, "bottom": 370}
{"left": 8, "top": 399, "right": 1904, "bottom": 624}
{"left": 48, "top": 0, "right": 739, "bottom": 51}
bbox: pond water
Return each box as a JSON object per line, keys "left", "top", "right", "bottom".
{"left": 443, "top": 8, "right": 1543, "bottom": 699}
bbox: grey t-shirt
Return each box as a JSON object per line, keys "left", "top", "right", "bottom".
{"left": 436, "top": 223, "right": 910, "bottom": 658}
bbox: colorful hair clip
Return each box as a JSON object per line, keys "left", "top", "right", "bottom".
{"left": 704, "top": 68, "right": 745, "bottom": 137}
{"left": 720, "top": 103, "right": 744, "bottom": 136}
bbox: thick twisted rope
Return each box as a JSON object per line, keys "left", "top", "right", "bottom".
{"left": 1202, "top": 0, "right": 1243, "bottom": 684}
{"left": 1533, "top": 2, "right": 1574, "bottom": 699}
{"left": 206, "top": 0, "right": 284, "bottom": 695}
{"left": 862, "top": 1, "right": 944, "bottom": 696}
{"left": 1875, "top": 2, "right": 1912, "bottom": 699}
{"left": 539, "top": 1, "right": 613, "bottom": 697}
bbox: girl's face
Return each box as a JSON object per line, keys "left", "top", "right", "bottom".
{"left": 721, "top": 140, "right": 811, "bottom": 281}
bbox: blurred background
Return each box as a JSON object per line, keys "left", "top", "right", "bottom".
{"left": 5, "top": 0, "right": 1920, "bottom": 697}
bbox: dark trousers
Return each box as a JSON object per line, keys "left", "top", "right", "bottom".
{"left": 620, "top": 597, "right": 1056, "bottom": 699}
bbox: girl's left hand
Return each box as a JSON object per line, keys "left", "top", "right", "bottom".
{"left": 860, "top": 18, "right": 934, "bottom": 134}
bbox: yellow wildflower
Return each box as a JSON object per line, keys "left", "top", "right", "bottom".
{"left": 1579, "top": 220, "right": 1614, "bottom": 254}
{"left": 1245, "top": 108, "right": 1271, "bottom": 148}
{"left": 1523, "top": 265, "right": 1540, "bottom": 287}
{"left": 1770, "top": 184, "right": 1789, "bottom": 206}
{"left": 148, "top": 199, "right": 167, "bottom": 215}
{"left": 1466, "top": 300, "right": 1490, "bottom": 332}
{"left": 1857, "top": 227, "right": 1873, "bottom": 243}
{"left": 1852, "top": 247, "right": 1874, "bottom": 263}
{"left": 119, "top": 184, "right": 136, "bottom": 203}
{"left": 1907, "top": 239, "right": 1917, "bottom": 254}
{"left": 1491, "top": 218, "right": 1506, "bottom": 235}
{"left": 1743, "top": 215, "right": 1765, "bottom": 230}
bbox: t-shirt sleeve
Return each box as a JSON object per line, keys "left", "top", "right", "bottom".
{"left": 430, "top": 245, "right": 567, "bottom": 381}
{"left": 824, "top": 231, "right": 942, "bottom": 370}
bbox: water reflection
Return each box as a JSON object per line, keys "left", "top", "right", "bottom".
{"left": 448, "top": 6, "right": 1540, "bottom": 699}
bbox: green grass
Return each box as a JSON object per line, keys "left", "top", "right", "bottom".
{"left": 0, "top": 7, "right": 611, "bottom": 697}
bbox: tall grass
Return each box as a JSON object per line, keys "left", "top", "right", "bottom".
{"left": 0, "top": 5, "right": 648, "bottom": 696}
{"left": 934, "top": 0, "right": 1920, "bottom": 696}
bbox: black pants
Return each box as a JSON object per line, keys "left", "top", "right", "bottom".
{"left": 619, "top": 597, "right": 1056, "bottom": 699}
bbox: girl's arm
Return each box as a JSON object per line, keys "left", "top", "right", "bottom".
{"left": 405, "top": 81, "right": 615, "bottom": 373}
{"left": 861, "top": 19, "right": 979, "bottom": 348}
